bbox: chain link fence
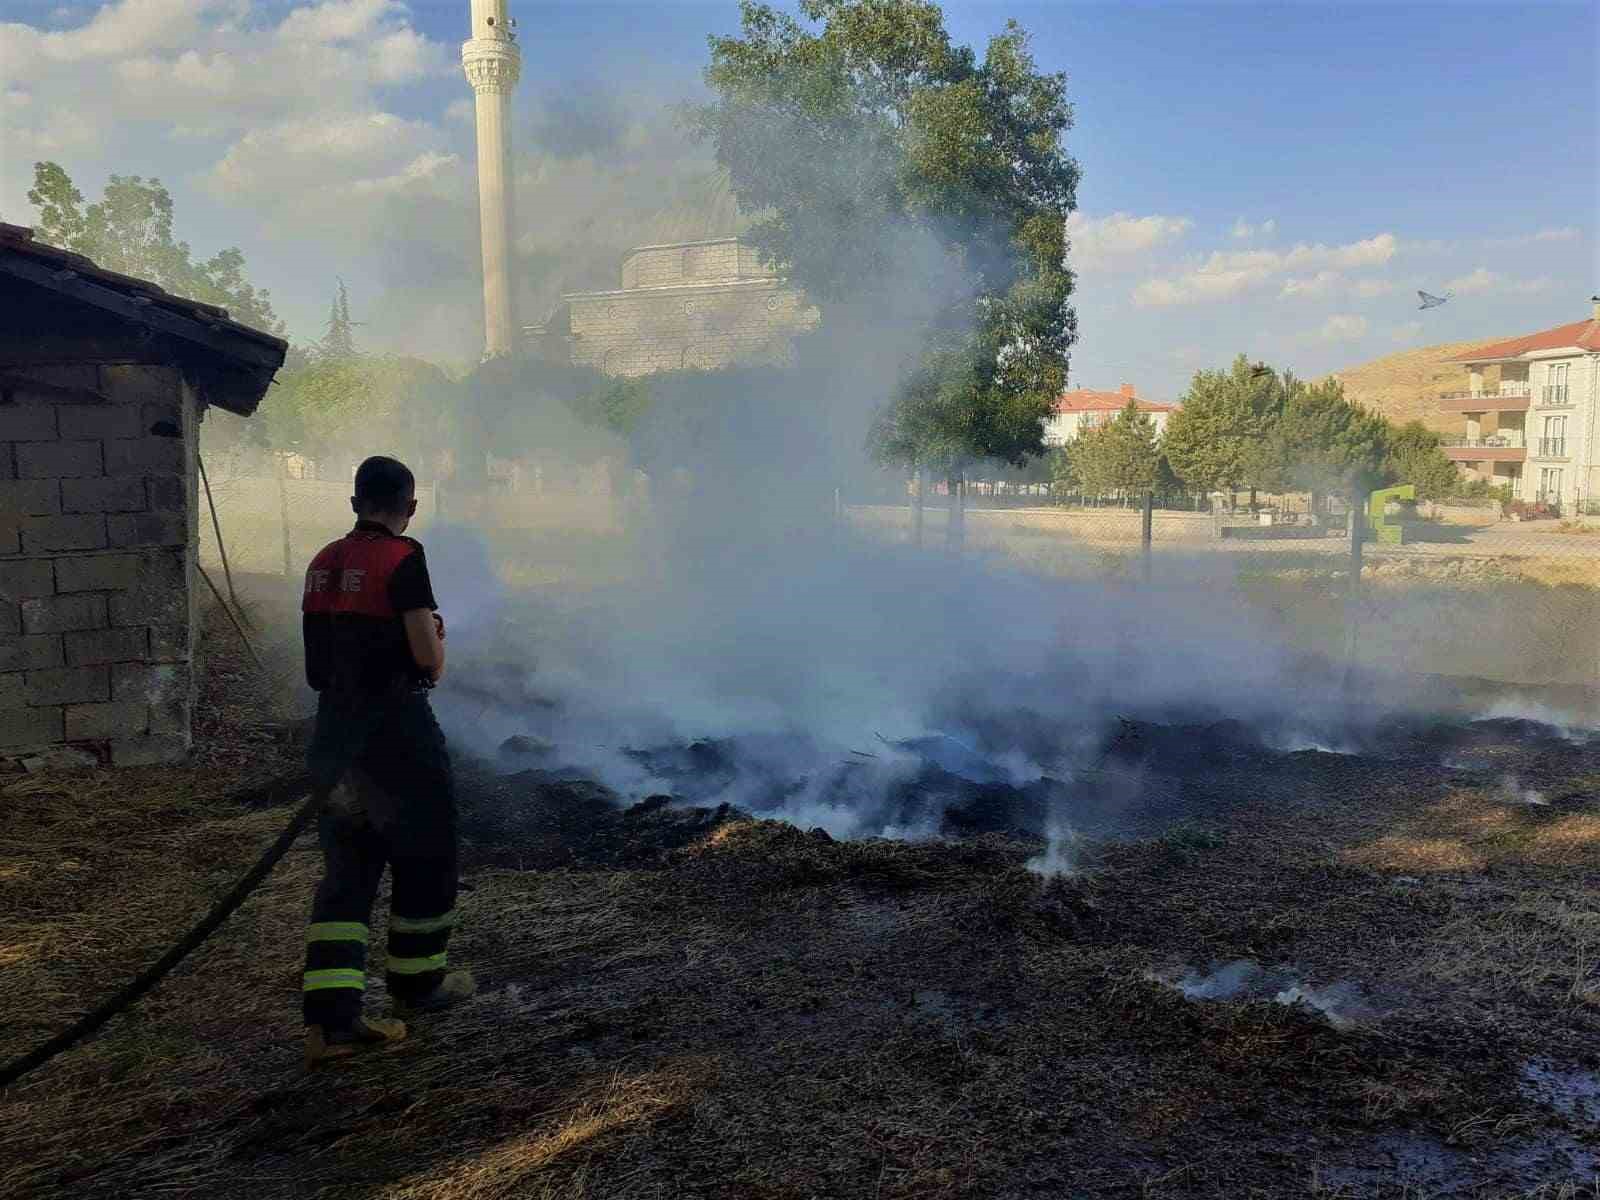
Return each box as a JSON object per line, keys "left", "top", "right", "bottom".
{"left": 847, "top": 492, "right": 1600, "bottom": 694}
{"left": 193, "top": 446, "right": 1600, "bottom": 702}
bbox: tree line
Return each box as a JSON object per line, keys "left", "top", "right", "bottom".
{"left": 1053, "top": 354, "right": 1482, "bottom": 510}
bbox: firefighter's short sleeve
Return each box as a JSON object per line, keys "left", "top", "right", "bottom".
{"left": 388, "top": 545, "right": 438, "bottom": 613}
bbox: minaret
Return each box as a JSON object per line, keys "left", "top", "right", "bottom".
{"left": 462, "top": 0, "right": 521, "bottom": 359}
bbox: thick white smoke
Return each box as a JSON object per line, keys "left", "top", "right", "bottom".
{"left": 425, "top": 497, "right": 1460, "bottom": 847}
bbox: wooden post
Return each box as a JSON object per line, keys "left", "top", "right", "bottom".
{"left": 196, "top": 453, "right": 239, "bottom": 612}
{"left": 1141, "top": 490, "right": 1154, "bottom": 583}
{"left": 276, "top": 452, "right": 293, "bottom": 578}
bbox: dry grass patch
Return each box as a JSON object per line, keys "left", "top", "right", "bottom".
{"left": 378, "top": 1060, "right": 717, "bottom": 1200}
{"left": 1342, "top": 785, "right": 1600, "bottom": 874}
{"left": 1402, "top": 896, "right": 1600, "bottom": 1005}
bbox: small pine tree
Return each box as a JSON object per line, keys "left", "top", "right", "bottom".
{"left": 318, "top": 278, "right": 358, "bottom": 359}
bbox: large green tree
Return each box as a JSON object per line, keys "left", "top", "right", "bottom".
{"left": 1384, "top": 420, "right": 1461, "bottom": 502}
{"left": 696, "top": 0, "right": 1079, "bottom": 543}
{"left": 1163, "top": 354, "right": 1284, "bottom": 503}
{"left": 255, "top": 356, "right": 458, "bottom": 463}
{"left": 1254, "top": 377, "right": 1393, "bottom": 501}
{"left": 25, "top": 161, "right": 283, "bottom": 335}
{"left": 1071, "top": 400, "right": 1164, "bottom": 501}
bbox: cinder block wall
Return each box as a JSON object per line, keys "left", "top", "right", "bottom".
{"left": 0, "top": 364, "right": 199, "bottom": 766}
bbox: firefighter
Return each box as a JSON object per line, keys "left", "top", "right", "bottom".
{"left": 300, "top": 455, "right": 474, "bottom": 1068}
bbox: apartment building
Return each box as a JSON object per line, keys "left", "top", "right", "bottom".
{"left": 1440, "top": 300, "right": 1600, "bottom": 511}
{"left": 1044, "top": 383, "right": 1175, "bottom": 447}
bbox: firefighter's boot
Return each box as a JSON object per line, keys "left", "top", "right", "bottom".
{"left": 304, "top": 1015, "right": 408, "bottom": 1070}
{"left": 393, "top": 970, "right": 477, "bottom": 1017}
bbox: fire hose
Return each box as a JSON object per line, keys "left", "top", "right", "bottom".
{"left": 0, "top": 772, "right": 317, "bottom": 1092}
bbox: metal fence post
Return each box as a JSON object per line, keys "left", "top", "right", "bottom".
{"left": 1141, "top": 490, "right": 1154, "bottom": 582}
{"left": 1344, "top": 495, "right": 1364, "bottom": 685}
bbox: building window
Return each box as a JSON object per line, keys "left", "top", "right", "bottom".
{"left": 1539, "top": 467, "right": 1564, "bottom": 504}
{"left": 1544, "top": 361, "right": 1570, "bottom": 406}
{"left": 1541, "top": 415, "right": 1566, "bottom": 457}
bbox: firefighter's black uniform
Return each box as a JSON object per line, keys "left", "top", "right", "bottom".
{"left": 300, "top": 520, "right": 457, "bottom": 1031}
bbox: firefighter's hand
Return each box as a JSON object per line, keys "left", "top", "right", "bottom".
{"left": 433, "top": 613, "right": 446, "bottom": 642}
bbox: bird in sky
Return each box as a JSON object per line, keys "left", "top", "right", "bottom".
{"left": 1417, "top": 290, "right": 1451, "bottom": 310}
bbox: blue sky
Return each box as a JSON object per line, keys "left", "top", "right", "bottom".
{"left": 1, "top": 0, "right": 1595, "bottom": 397}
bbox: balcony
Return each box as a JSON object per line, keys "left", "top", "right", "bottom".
{"left": 1438, "top": 383, "right": 1531, "bottom": 413}
{"left": 1539, "top": 385, "right": 1572, "bottom": 407}
{"left": 1442, "top": 436, "right": 1526, "bottom": 463}
{"left": 1535, "top": 438, "right": 1569, "bottom": 459}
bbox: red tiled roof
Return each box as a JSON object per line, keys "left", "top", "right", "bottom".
{"left": 1054, "top": 387, "right": 1175, "bottom": 414}
{"left": 0, "top": 222, "right": 286, "bottom": 415}
{"left": 1451, "top": 318, "right": 1600, "bottom": 362}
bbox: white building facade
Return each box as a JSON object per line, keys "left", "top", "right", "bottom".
{"left": 1441, "top": 302, "right": 1600, "bottom": 512}
{"left": 1044, "top": 383, "right": 1175, "bottom": 447}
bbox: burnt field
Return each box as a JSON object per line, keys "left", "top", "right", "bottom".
{"left": 5, "top": 626, "right": 1600, "bottom": 1199}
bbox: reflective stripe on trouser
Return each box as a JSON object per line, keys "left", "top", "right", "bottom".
{"left": 303, "top": 690, "right": 457, "bottom": 1024}
{"left": 303, "top": 922, "right": 370, "bottom": 1027}
{"left": 386, "top": 908, "right": 456, "bottom": 1000}
{"left": 302, "top": 810, "right": 387, "bottom": 1030}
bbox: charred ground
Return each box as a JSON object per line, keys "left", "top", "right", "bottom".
{"left": 2, "top": 592, "right": 1599, "bottom": 1197}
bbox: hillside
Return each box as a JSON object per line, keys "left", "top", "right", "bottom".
{"left": 1333, "top": 337, "right": 1513, "bottom": 434}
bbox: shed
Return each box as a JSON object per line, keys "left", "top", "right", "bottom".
{"left": 0, "top": 222, "right": 287, "bottom": 766}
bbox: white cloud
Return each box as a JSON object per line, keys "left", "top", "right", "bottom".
{"left": 275, "top": 0, "right": 401, "bottom": 44}
{"left": 1390, "top": 321, "right": 1424, "bottom": 344}
{"left": 1231, "top": 217, "right": 1277, "bottom": 240}
{"left": 1, "top": 0, "right": 455, "bottom": 227}
{"left": 0, "top": 0, "right": 243, "bottom": 64}
{"left": 1444, "top": 267, "right": 1497, "bottom": 295}
{"left": 1281, "top": 271, "right": 1398, "bottom": 300}
{"left": 1440, "top": 268, "right": 1552, "bottom": 297}
{"left": 1406, "top": 227, "right": 1585, "bottom": 256}
{"left": 1134, "top": 233, "right": 1397, "bottom": 307}
{"left": 1281, "top": 270, "right": 1342, "bottom": 298}
{"left": 1480, "top": 227, "right": 1581, "bottom": 249}
{"left": 445, "top": 98, "right": 473, "bottom": 123}
{"left": 1319, "top": 314, "right": 1369, "bottom": 342}
{"left": 1066, "top": 211, "right": 1193, "bottom": 272}
{"left": 205, "top": 111, "right": 461, "bottom": 238}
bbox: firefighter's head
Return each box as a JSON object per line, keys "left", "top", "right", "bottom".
{"left": 352, "top": 456, "right": 418, "bottom": 533}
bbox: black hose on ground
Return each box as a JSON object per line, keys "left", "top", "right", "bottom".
{"left": 0, "top": 776, "right": 320, "bottom": 1092}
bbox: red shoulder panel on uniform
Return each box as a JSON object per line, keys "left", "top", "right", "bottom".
{"left": 303, "top": 533, "right": 416, "bottom": 618}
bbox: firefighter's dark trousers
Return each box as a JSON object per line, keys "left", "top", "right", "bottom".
{"left": 302, "top": 689, "right": 457, "bottom": 1030}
